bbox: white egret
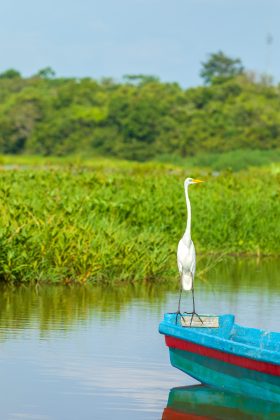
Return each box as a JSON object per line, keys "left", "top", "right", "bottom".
{"left": 176, "top": 177, "right": 204, "bottom": 325}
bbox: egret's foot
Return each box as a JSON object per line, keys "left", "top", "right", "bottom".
{"left": 175, "top": 311, "right": 184, "bottom": 325}
{"left": 182, "top": 311, "right": 204, "bottom": 326}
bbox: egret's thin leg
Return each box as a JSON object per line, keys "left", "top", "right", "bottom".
{"left": 190, "top": 288, "right": 194, "bottom": 325}
{"left": 176, "top": 286, "right": 183, "bottom": 325}
{"left": 190, "top": 287, "right": 204, "bottom": 326}
{"left": 192, "top": 287, "right": 196, "bottom": 312}
{"left": 178, "top": 287, "right": 182, "bottom": 313}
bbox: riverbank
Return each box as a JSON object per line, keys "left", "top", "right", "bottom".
{"left": 0, "top": 158, "right": 279, "bottom": 283}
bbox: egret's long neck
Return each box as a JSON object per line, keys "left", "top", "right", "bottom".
{"left": 185, "top": 185, "right": 191, "bottom": 239}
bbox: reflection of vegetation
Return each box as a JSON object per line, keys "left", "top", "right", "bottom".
{"left": 204, "top": 257, "right": 280, "bottom": 292}
{"left": 0, "top": 282, "right": 170, "bottom": 336}
{"left": 0, "top": 164, "right": 279, "bottom": 283}
{"left": 0, "top": 259, "right": 279, "bottom": 336}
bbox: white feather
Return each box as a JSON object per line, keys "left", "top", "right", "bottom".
{"left": 177, "top": 237, "right": 196, "bottom": 291}
{"left": 177, "top": 177, "right": 198, "bottom": 292}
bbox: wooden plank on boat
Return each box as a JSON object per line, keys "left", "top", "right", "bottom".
{"left": 181, "top": 315, "right": 219, "bottom": 328}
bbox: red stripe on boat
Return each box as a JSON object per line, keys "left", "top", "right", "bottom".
{"left": 165, "top": 336, "right": 280, "bottom": 376}
{"left": 162, "top": 407, "right": 211, "bottom": 420}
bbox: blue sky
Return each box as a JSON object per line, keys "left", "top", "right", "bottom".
{"left": 0, "top": 0, "right": 279, "bottom": 86}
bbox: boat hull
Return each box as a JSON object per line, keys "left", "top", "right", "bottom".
{"left": 168, "top": 344, "right": 280, "bottom": 403}
{"left": 160, "top": 313, "right": 280, "bottom": 402}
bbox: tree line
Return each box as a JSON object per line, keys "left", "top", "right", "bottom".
{"left": 0, "top": 52, "right": 279, "bottom": 160}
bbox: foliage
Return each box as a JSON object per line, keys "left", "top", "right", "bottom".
{"left": 200, "top": 51, "right": 244, "bottom": 85}
{"left": 156, "top": 149, "right": 280, "bottom": 171}
{"left": 0, "top": 69, "right": 21, "bottom": 79}
{"left": 0, "top": 159, "right": 279, "bottom": 284}
{"left": 0, "top": 68, "right": 279, "bottom": 160}
{"left": 35, "top": 67, "right": 56, "bottom": 79}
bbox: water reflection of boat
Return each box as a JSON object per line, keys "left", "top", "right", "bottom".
{"left": 159, "top": 314, "right": 280, "bottom": 402}
{"left": 162, "top": 385, "right": 280, "bottom": 419}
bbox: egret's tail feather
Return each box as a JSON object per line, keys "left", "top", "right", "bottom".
{"left": 181, "top": 272, "right": 193, "bottom": 291}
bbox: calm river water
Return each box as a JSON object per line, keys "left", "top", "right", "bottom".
{"left": 0, "top": 258, "right": 279, "bottom": 420}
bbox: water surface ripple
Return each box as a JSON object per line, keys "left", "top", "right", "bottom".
{"left": 0, "top": 258, "right": 279, "bottom": 419}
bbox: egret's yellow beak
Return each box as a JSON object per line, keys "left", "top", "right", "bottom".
{"left": 192, "top": 179, "right": 204, "bottom": 183}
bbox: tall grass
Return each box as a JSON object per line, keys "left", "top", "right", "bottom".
{"left": 0, "top": 160, "right": 279, "bottom": 283}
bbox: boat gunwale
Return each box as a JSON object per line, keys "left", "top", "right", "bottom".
{"left": 159, "top": 314, "right": 280, "bottom": 366}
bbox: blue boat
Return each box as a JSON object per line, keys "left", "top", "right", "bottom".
{"left": 159, "top": 313, "right": 280, "bottom": 402}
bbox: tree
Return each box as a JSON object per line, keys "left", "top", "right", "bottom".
{"left": 200, "top": 51, "right": 244, "bottom": 85}
{"left": 0, "top": 69, "right": 21, "bottom": 79}
{"left": 123, "top": 74, "right": 160, "bottom": 85}
{"left": 36, "top": 67, "right": 56, "bottom": 79}
{"left": 0, "top": 65, "right": 279, "bottom": 159}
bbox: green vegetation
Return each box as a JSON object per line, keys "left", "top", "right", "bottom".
{"left": 0, "top": 52, "right": 279, "bottom": 284}
{"left": 2, "top": 148, "right": 280, "bottom": 172}
{"left": 200, "top": 51, "right": 244, "bottom": 85}
{"left": 0, "top": 159, "right": 279, "bottom": 284}
{"left": 156, "top": 149, "right": 280, "bottom": 172}
{"left": 0, "top": 53, "right": 279, "bottom": 162}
